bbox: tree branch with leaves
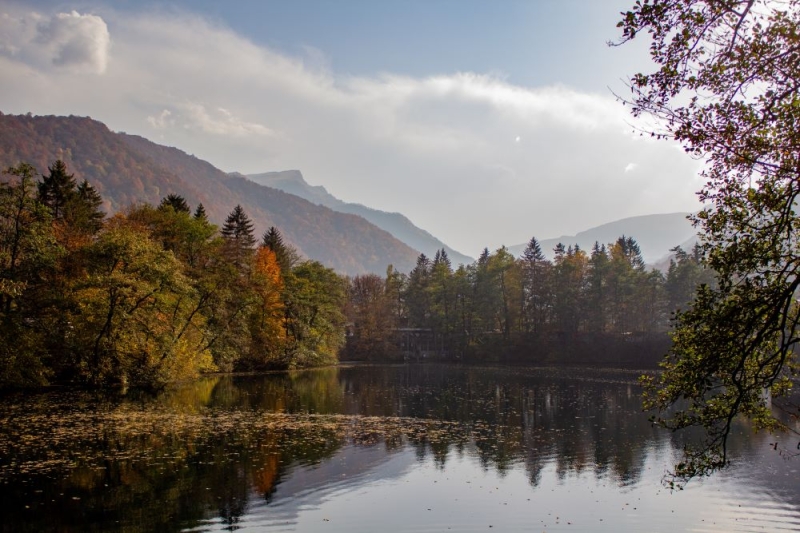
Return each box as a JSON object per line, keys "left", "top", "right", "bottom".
{"left": 616, "top": 0, "right": 800, "bottom": 484}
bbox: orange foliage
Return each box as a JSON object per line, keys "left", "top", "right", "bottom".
{"left": 254, "top": 247, "right": 283, "bottom": 292}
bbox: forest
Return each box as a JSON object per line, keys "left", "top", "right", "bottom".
{"left": 0, "top": 161, "right": 346, "bottom": 389}
{"left": 345, "top": 235, "right": 715, "bottom": 364}
{"left": 1, "top": 159, "right": 714, "bottom": 390}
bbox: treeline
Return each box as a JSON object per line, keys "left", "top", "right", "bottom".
{"left": 345, "top": 236, "right": 715, "bottom": 361}
{"left": 0, "top": 161, "right": 346, "bottom": 389}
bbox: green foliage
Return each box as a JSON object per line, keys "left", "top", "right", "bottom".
{"left": 38, "top": 160, "right": 76, "bottom": 220}
{"left": 67, "top": 218, "right": 214, "bottom": 388}
{"left": 159, "top": 193, "right": 191, "bottom": 214}
{"left": 261, "top": 226, "right": 299, "bottom": 272}
{"left": 618, "top": 0, "right": 800, "bottom": 482}
{"left": 284, "top": 261, "right": 346, "bottom": 368}
{"left": 221, "top": 204, "right": 256, "bottom": 271}
{"left": 0, "top": 160, "right": 352, "bottom": 389}
{"left": 0, "top": 163, "right": 61, "bottom": 387}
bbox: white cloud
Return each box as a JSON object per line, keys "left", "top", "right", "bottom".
{"left": 0, "top": 6, "right": 703, "bottom": 257}
{"left": 180, "top": 103, "right": 276, "bottom": 137}
{"left": 624, "top": 162, "right": 638, "bottom": 173}
{"left": 147, "top": 109, "right": 173, "bottom": 129}
{"left": 0, "top": 10, "right": 110, "bottom": 74}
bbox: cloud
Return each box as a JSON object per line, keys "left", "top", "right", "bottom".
{"left": 0, "top": 10, "right": 110, "bottom": 74}
{"left": 147, "top": 109, "right": 173, "bottom": 129}
{"left": 0, "top": 6, "right": 703, "bottom": 256}
{"left": 624, "top": 162, "right": 638, "bottom": 173}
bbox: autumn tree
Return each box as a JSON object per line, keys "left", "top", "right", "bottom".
{"left": 618, "top": 0, "right": 800, "bottom": 481}
{"left": 405, "top": 254, "right": 432, "bottom": 328}
{"left": 346, "top": 273, "right": 397, "bottom": 360}
{"left": 64, "top": 216, "right": 214, "bottom": 388}
{"left": 0, "top": 163, "right": 59, "bottom": 387}
{"left": 551, "top": 245, "right": 587, "bottom": 333}
{"left": 244, "top": 246, "right": 286, "bottom": 368}
{"left": 261, "top": 226, "right": 299, "bottom": 272}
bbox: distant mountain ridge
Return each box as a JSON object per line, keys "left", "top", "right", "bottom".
{"left": 508, "top": 212, "right": 698, "bottom": 264}
{"left": 245, "top": 170, "right": 473, "bottom": 266}
{"left": 0, "top": 113, "right": 419, "bottom": 275}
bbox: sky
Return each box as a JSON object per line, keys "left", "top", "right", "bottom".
{"left": 0, "top": 0, "right": 704, "bottom": 257}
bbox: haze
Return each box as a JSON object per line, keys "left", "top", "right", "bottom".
{"left": 0, "top": 0, "right": 704, "bottom": 257}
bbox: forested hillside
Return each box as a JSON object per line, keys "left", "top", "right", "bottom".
{"left": 0, "top": 113, "right": 419, "bottom": 275}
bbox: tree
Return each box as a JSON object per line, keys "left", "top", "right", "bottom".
{"left": 346, "top": 274, "right": 397, "bottom": 360}
{"left": 520, "top": 237, "right": 551, "bottom": 334}
{"left": 585, "top": 242, "right": 610, "bottom": 333}
{"left": 618, "top": 0, "right": 800, "bottom": 482}
{"left": 194, "top": 203, "right": 208, "bottom": 221}
{"left": 37, "top": 160, "right": 76, "bottom": 221}
{"left": 0, "top": 163, "right": 60, "bottom": 387}
{"left": 65, "top": 216, "right": 214, "bottom": 388}
{"left": 159, "top": 193, "right": 190, "bottom": 214}
{"left": 221, "top": 204, "right": 256, "bottom": 270}
{"left": 244, "top": 246, "right": 286, "bottom": 368}
{"left": 261, "top": 226, "right": 298, "bottom": 272}
{"left": 74, "top": 180, "right": 104, "bottom": 235}
{"left": 283, "top": 261, "right": 346, "bottom": 368}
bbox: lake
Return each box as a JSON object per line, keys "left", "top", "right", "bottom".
{"left": 0, "top": 364, "right": 798, "bottom": 532}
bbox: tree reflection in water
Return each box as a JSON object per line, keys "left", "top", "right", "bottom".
{"left": 0, "top": 364, "right": 796, "bottom": 532}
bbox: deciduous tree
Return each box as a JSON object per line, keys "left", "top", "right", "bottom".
{"left": 618, "top": 0, "right": 800, "bottom": 482}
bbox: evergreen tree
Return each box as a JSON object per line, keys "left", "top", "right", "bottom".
{"left": 221, "top": 205, "right": 256, "bottom": 271}
{"left": 585, "top": 242, "right": 610, "bottom": 333}
{"left": 193, "top": 203, "right": 208, "bottom": 221}
{"left": 221, "top": 205, "right": 256, "bottom": 248}
{"left": 261, "top": 226, "right": 299, "bottom": 272}
{"left": 38, "top": 160, "right": 76, "bottom": 220}
{"left": 520, "top": 237, "right": 549, "bottom": 334}
{"left": 405, "top": 253, "right": 432, "bottom": 327}
{"left": 72, "top": 180, "right": 104, "bottom": 235}
{"left": 159, "top": 194, "right": 190, "bottom": 214}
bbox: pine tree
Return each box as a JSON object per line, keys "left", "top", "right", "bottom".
{"left": 193, "top": 203, "right": 208, "bottom": 221}
{"left": 521, "top": 237, "right": 549, "bottom": 334}
{"left": 221, "top": 205, "right": 256, "bottom": 271}
{"left": 261, "top": 226, "right": 298, "bottom": 272}
{"left": 221, "top": 205, "right": 256, "bottom": 248}
{"left": 159, "top": 194, "right": 190, "bottom": 214}
{"left": 73, "top": 180, "right": 104, "bottom": 234}
{"left": 38, "top": 160, "right": 76, "bottom": 220}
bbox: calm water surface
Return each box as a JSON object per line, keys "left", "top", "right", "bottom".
{"left": 0, "top": 364, "right": 798, "bottom": 532}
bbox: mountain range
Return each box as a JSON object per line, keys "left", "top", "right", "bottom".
{"left": 508, "top": 212, "right": 699, "bottom": 265}
{"left": 245, "top": 170, "right": 473, "bottom": 266}
{"left": 0, "top": 112, "right": 701, "bottom": 275}
{"left": 0, "top": 113, "right": 419, "bottom": 275}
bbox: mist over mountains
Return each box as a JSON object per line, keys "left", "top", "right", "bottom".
{"left": 0, "top": 112, "right": 700, "bottom": 275}
{"left": 0, "top": 113, "right": 419, "bottom": 275}
{"left": 508, "top": 212, "right": 698, "bottom": 265}
{"left": 246, "top": 170, "right": 473, "bottom": 266}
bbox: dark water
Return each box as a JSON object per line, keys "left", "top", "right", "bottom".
{"left": 1, "top": 364, "right": 798, "bottom": 532}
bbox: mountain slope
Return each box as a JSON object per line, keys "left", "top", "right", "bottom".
{"left": 247, "top": 170, "right": 473, "bottom": 266}
{"left": 0, "top": 113, "right": 419, "bottom": 275}
{"left": 509, "top": 213, "right": 698, "bottom": 264}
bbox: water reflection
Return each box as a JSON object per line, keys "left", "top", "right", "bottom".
{"left": 0, "top": 364, "right": 797, "bottom": 532}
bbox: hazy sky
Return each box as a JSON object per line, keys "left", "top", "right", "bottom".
{"left": 0, "top": 1, "right": 704, "bottom": 257}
